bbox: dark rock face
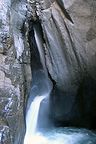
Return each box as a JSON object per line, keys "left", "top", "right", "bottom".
{"left": 35, "top": 0, "right": 96, "bottom": 129}
{"left": 0, "top": 0, "right": 96, "bottom": 143}
{"left": 50, "top": 76, "right": 96, "bottom": 129}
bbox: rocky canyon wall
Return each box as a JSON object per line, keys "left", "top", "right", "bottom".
{"left": 34, "top": 0, "right": 96, "bottom": 129}
{"left": 0, "top": 0, "right": 96, "bottom": 143}
{"left": 0, "top": 0, "right": 32, "bottom": 143}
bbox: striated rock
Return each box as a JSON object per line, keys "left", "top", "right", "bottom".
{"left": 0, "top": 0, "right": 96, "bottom": 142}
{"left": 35, "top": 0, "right": 96, "bottom": 129}
{"left": 0, "top": 0, "right": 32, "bottom": 144}
{"left": 0, "top": 125, "right": 11, "bottom": 144}
{"left": 0, "top": 117, "right": 11, "bottom": 144}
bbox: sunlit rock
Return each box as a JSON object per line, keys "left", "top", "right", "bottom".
{"left": 0, "top": 0, "right": 29, "bottom": 143}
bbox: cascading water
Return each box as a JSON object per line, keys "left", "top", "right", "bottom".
{"left": 24, "top": 20, "right": 96, "bottom": 144}
{"left": 24, "top": 93, "right": 96, "bottom": 144}
{"left": 34, "top": 26, "right": 46, "bottom": 74}
{"left": 24, "top": 95, "right": 46, "bottom": 144}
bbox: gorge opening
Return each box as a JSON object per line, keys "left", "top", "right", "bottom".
{"left": 23, "top": 13, "right": 96, "bottom": 144}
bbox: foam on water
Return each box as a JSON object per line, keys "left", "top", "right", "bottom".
{"left": 24, "top": 95, "right": 46, "bottom": 144}
{"left": 23, "top": 95, "right": 96, "bottom": 144}
{"left": 24, "top": 128, "right": 96, "bottom": 144}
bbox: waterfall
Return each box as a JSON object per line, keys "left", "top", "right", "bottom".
{"left": 23, "top": 94, "right": 96, "bottom": 144}
{"left": 23, "top": 19, "right": 96, "bottom": 144}
{"left": 34, "top": 25, "right": 48, "bottom": 76}
{"left": 24, "top": 95, "right": 46, "bottom": 144}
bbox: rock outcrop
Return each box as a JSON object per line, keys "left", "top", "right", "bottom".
{"left": 0, "top": 0, "right": 31, "bottom": 143}
{"left": 34, "top": 0, "right": 96, "bottom": 129}
{"left": 0, "top": 0, "right": 96, "bottom": 143}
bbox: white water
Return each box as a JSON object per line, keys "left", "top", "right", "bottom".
{"left": 24, "top": 95, "right": 46, "bottom": 144}
{"left": 34, "top": 27, "right": 47, "bottom": 75}
{"left": 24, "top": 94, "right": 96, "bottom": 144}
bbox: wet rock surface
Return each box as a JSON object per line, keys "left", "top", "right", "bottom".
{"left": 0, "top": 0, "right": 96, "bottom": 143}
{"left": 0, "top": 0, "right": 32, "bottom": 144}
{"left": 33, "top": 0, "right": 96, "bottom": 129}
